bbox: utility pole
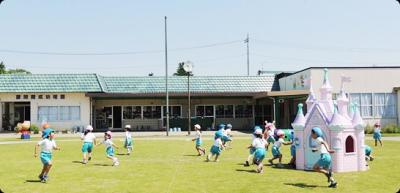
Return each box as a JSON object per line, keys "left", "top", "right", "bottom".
{"left": 245, "top": 33, "right": 250, "bottom": 76}
{"left": 164, "top": 16, "right": 169, "bottom": 136}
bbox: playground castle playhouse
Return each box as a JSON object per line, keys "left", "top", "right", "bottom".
{"left": 291, "top": 69, "right": 367, "bottom": 172}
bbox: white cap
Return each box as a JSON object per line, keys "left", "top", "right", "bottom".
{"left": 125, "top": 125, "right": 131, "bottom": 129}
{"left": 277, "top": 130, "right": 285, "bottom": 137}
{"left": 194, "top": 124, "right": 201, "bottom": 130}
{"left": 86, "top": 125, "right": 93, "bottom": 131}
{"left": 254, "top": 129, "right": 263, "bottom": 135}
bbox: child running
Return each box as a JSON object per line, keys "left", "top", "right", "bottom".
{"left": 192, "top": 124, "right": 206, "bottom": 156}
{"left": 288, "top": 131, "right": 296, "bottom": 167}
{"left": 268, "top": 130, "right": 291, "bottom": 168}
{"left": 365, "top": 145, "right": 374, "bottom": 166}
{"left": 34, "top": 128, "right": 60, "bottom": 183}
{"left": 244, "top": 126, "right": 262, "bottom": 167}
{"left": 249, "top": 129, "right": 267, "bottom": 173}
{"left": 264, "top": 121, "right": 276, "bottom": 150}
{"left": 310, "top": 127, "right": 337, "bottom": 188}
{"left": 206, "top": 130, "right": 224, "bottom": 162}
{"left": 373, "top": 123, "right": 383, "bottom": 147}
{"left": 124, "top": 125, "right": 133, "bottom": 155}
{"left": 223, "top": 124, "right": 233, "bottom": 148}
{"left": 98, "top": 131, "right": 120, "bottom": 166}
{"left": 81, "top": 125, "right": 97, "bottom": 164}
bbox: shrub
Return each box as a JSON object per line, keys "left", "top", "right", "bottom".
{"left": 382, "top": 124, "right": 400, "bottom": 133}
{"left": 30, "top": 124, "right": 40, "bottom": 134}
{"left": 364, "top": 124, "right": 374, "bottom": 134}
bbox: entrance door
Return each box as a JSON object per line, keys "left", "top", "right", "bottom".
{"left": 112, "top": 106, "right": 122, "bottom": 129}
{"left": 24, "top": 106, "right": 31, "bottom": 121}
{"left": 14, "top": 103, "right": 31, "bottom": 125}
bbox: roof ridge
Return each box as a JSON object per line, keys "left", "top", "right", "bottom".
{"left": 95, "top": 74, "right": 107, "bottom": 92}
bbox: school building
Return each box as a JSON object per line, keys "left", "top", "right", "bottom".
{"left": 0, "top": 66, "right": 399, "bottom": 132}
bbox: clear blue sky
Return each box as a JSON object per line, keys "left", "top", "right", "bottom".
{"left": 1, "top": 0, "right": 400, "bottom": 76}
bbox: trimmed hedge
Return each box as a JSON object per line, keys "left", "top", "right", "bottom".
{"left": 365, "top": 124, "right": 400, "bottom": 134}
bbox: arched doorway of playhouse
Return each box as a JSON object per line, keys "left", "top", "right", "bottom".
{"left": 304, "top": 127, "right": 329, "bottom": 170}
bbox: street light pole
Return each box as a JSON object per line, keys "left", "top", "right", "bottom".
{"left": 164, "top": 16, "right": 169, "bottom": 136}
{"left": 183, "top": 61, "right": 193, "bottom": 135}
{"left": 187, "top": 72, "right": 191, "bottom": 135}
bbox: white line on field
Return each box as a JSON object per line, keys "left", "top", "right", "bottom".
{"left": 166, "top": 145, "right": 187, "bottom": 193}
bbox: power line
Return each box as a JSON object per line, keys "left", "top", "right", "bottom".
{"left": 252, "top": 53, "right": 400, "bottom": 65}
{"left": 0, "top": 40, "right": 242, "bottom": 56}
{"left": 253, "top": 39, "right": 400, "bottom": 53}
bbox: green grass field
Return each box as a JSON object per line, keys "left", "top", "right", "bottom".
{"left": 0, "top": 137, "right": 399, "bottom": 193}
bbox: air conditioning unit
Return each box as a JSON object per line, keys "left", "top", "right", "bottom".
{"left": 278, "top": 99, "right": 285, "bottom": 103}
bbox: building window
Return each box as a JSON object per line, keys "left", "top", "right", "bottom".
{"left": 23, "top": 95, "right": 29, "bottom": 99}
{"left": 16, "top": 95, "right": 21, "bottom": 100}
{"left": 255, "top": 104, "right": 273, "bottom": 123}
{"left": 123, "top": 106, "right": 133, "bottom": 119}
{"left": 123, "top": 106, "right": 142, "bottom": 119}
{"left": 216, "top": 105, "right": 233, "bottom": 118}
{"left": 31, "top": 95, "right": 36, "bottom": 99}
{"left": 235, "top": 105, "right": 253, "bottom": 118}
{"left": 60, "top": 94, "right": 65, "bottom": 99}
{"left": 374, "top": 93, "right": 396, "bottom": 118}
{"left": 163, "top": 106, "right": 182, "bottom": 118}
{"left": 345, "top": 136, "right": 355, "bottom": 153}
{"left": 38, "top": 106, "right": 80, "bottom": 121}
{"left": 53, "top": 95, "right": 58, "bottom": 99}
{"left": 196, "top": 105, "right": 214, "bottom": 117}
{"left": 143, "top": 106, "right": 161, "bottom": 119}
{"left": 45, "top": 95, "right": 50, "bottom": 99}
{"left": 38, "top": 95, "right": 43, "bottom": 99}
{"left": 350, "top": 93, "right": 397, "bottom": 118}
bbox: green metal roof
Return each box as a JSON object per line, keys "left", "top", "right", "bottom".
{"left": 0, "top": 74, "right": 278, "bottom": 94}
{"left": 0, "top": 74, "right": 102, "bottom": 92}
{"left": 100, "top": 76, "right": 278, "bottom": 93}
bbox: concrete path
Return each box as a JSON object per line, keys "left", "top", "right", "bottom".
{"left": 1, "top": 132, "right": 399, "bottom": 145}
{"left": 0, "top": 131, "right": 250, "bottom": 138}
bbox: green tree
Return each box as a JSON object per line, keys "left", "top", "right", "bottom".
{"left": 173, "top": 62, "right": 192, "bottom": 76}
{"left": 0, "top": 61, "right": 31, "bottom": 74}
{"left": 0, "top": 62, "right": 6, "bottom": 74}
{"left": 7, "top": 68, "right": 31, "bottom": 74}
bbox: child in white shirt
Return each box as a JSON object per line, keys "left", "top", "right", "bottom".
{"left": 206, "top": 132, "right": 224, "bottom": 162}
{"left": 81, "top": 125, "right": 97, "bottom": 164}
{"left": 34, "top": 128, "right": 60, "bottom": 182}
{"left": 124, "top": 125, "right": 133, "bottom": 155}
{"left": 192, "top": 124, "right": 206, "bottom": 156}
{"left": 268, "top": 130, "right": 291, "bottom": 168}
{"left": 98, "top": 131, "right": 120, "bottom": 166}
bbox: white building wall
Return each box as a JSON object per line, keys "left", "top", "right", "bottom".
{"left": 398, "top": 90, "right": 400, "bottom": 125}
{"left": 280, "top": 67, "right": 400, "bottom": 126}
{"left": 0, "top": 93, "right": 90, "bottom": 131}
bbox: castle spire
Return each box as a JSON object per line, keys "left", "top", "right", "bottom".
{"left": 320, "top": 68, "right": 333, "bottom": 101}
{"left": 337, "top": 75, "right": 351, "bottom": 118}
{"left": 292, "top": 103, "right": 306, "bottom": 130}
{"left": 305, "top": 77, "right": 316, "bottom": 112}
{"left": 352, "top": 103, "right": 365, "bottom": 130}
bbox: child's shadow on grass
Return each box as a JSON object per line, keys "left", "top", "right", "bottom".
{"left": 235, "top": 169, "right": 258, "bottom": 173}
{"left": 93, "top": 163, "right": 111, "bottom": 167}
{"left": 268, "top": 163, "right": 296, "bottom": 170}
{"left": 116, "top": 153, "right": 128, "bottom": 156}
{"left": 183, "top": 154, "right": 200, "bottom": 157}
{"left": 25, "top": 180, "right": 42, "bottom": 183}
{"left": 284, "top": 183, "right": 326, "bottom": 189}
{"left": 72, "top": 161, "right": 84, "bottom": 164}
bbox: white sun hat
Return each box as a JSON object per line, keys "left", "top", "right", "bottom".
{"left": 194, "top": 124, "right": 201, "bottom": 130}
{"left": 86, "top": 125, "right": 93, "bottom": 131}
